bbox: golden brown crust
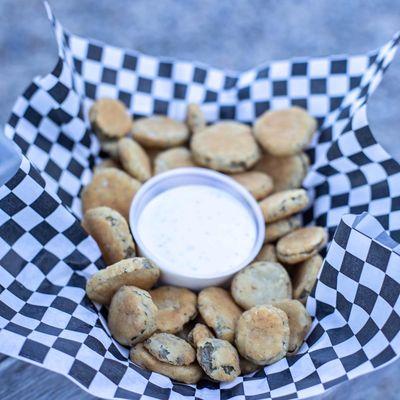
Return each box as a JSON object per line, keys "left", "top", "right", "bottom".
{"left": 132, "top": 116, "right": 189, "bottom": 148}
{"left": 231, "top": 261, "right": 292, "bottom": 310}
{"left": 292, "top": 254, "right": 323, "bottom": 303}
{"left": 231, "top": 171, "right": 274, "bottom": 200}
{"left": 108, "top": 286, "right": 157, "bottom": 346}
{"left": 186, "top": 104, "right": 206, "bottom": 135}
{"left": 276, "top": 227, "right": 327, "bottom": 264}
{"left": 144, "top": 333, "right": 196, "bottom": 366}
{"left": 89, "top": 98, "right": 132, "bottom": 139}
{"left": 254, "top": 152, "right": 309, "bottom": 192}
{"left": 235, "top": 305, "right": 289, "bottom": 365}
{"left": 130, "top": 343, "right": 203, "bottom": 384}
{"left": 86, "top": 258, "right": 160, "bottom": 305}
{"left": 265, "top": 215, "right": 302, "bottom": 243}
{"left": 255, "top": 243, "right": 277, "bottom": 262}
{"left": 273, "top": 299, "right": 311, "bottom": 355}
{"left": 259, "top": 189, "right": 309, "bottom": 223}
{"left": 82, "top": 206, "right": 136, "bottom": 265}
{"left": 191, "top": 122, "right": 260, "bottom": 173}
{"left": 81, "top": 168, "right": 141, "bottom": 220}
{"left": 154, "top": 147, "right": 195, "bottom": 174}
{"left": 198, "top": 287, "right": 243, "bottom": 343}
{"left": 188, "top": 323, "right": 214, "bottom": 347}
{"left": 196, "top": 338, "right": 240, "bottom": 381}
{"left": 254, "top": 107, "right": 317, "bottom": 156}
{"left": 118, "top": 138, "right": 151, "bottom": 182}
{"left": 150, "top": 286, "right": 197, "bottom": 333}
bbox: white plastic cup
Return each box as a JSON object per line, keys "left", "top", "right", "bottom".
{"left": 129, "top": 167, "right": 265, "bottom": 290}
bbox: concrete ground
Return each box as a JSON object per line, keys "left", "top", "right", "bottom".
{"left": 0, "top": 1, "right": 400, "bottom": 399}
{"left": 1, "top": 0, "right": 400, "bottom": 160}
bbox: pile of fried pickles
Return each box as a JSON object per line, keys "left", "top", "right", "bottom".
{"left": 81, "top": 99, "right": 326, "bottom": 383}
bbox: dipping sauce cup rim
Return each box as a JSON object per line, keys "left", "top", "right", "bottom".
{"left": 129, "top": 167, "right": 265, "bottom": 281}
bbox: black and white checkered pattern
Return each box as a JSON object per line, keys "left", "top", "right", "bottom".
{"left": 1, "top": 3, "right": 400, "bottom": 399}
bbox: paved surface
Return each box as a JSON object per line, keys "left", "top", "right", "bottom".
{"left": 0, "top": 0, "right": 400, "bottom": 399}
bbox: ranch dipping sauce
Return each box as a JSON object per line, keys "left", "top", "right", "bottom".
{"left": 137, "top": 184, "right": 257, "bottom": 277}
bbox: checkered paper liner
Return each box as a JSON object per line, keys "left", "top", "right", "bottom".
{"left": 1, "top": 3, "right": 400, "bottom": 399}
